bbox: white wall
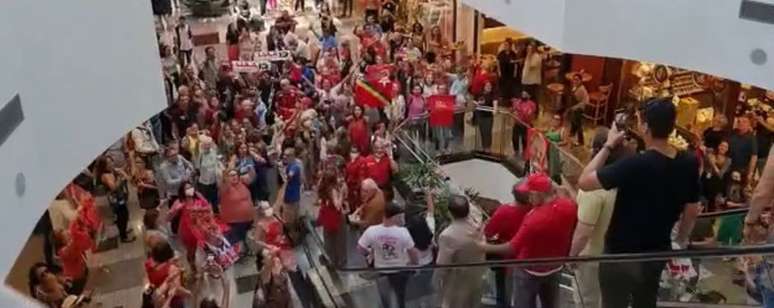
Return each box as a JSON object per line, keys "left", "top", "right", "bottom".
{"left": 0, "top": 0, "right": 165, "bottom": 303}
{"left": 464, "top": 0, "right": 774, "bottom": 90}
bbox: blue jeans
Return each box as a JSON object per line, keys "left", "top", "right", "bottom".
{"left": 755, "top": 262, "right": 774, "bottom": 307}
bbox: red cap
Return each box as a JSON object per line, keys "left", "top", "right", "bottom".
{"left": 516, "top": 173, "right": 553, "bottom": 193}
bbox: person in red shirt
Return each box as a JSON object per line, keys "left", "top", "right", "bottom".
{"left": 348, "top": 105, "right": 370, "bottom": 155}
{"left": 144, "top": 240, "right": 190, "bottom": 307}
{"left": 54, "top": 227, "right": 91, "bottom": 295}
{"left": 427, "top": 84, "right": 456, "bottom": 154}
{"left": 483, "top": 179, "right": 534, "bottom": 308}
{"left": 469, "top": 60, "right": 492, "bottom": 97}
{"left": 512, "top": 90, "right": 538, "bottom": 155}
{"left": 316, "top": 170, "right": 347, "bottom": 267}
{"left": 480, "top": 173, "right": 577, "bottom": 308}
{"left": 363, "top": 140, "right": 398, "bottom": 201}
{"left": 345, "top": 147, "right": 368, "bottom": 212}
{"left": 274, "top": 79, "right": 300, "bottom": 121}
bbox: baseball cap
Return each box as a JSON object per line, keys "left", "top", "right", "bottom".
{"left": 515, "top": 173, "right": 553, "bottom": 193}
{"left": 384, "top": 202, "right": 405, "bottom": 218}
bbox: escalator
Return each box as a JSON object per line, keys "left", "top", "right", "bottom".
{"left": 297, "top": 120, "right": 772, "bottom": 308}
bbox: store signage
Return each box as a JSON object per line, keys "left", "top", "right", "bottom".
{"left": 740, "top": 0, "right": 774, "bottom": 25}
{"left": 254, "top": 50, "right": 292, "bottom": 62}
{"left": 230, "top": 61, "right": 271, "bottom": 73}
{"left": 0, "top": 93, "right": 23, "bottom": 148}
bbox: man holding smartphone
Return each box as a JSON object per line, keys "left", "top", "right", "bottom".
{"left": 578, "top": 98, "right": 701, "bottom": 308}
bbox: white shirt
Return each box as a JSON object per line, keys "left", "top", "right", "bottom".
{"left": 358, "top": 224, "right": 415, "bottom": 270}
{"left": 49, "top": 199, "right": 78, "bottom": 232}
{"left": 521, "top": 52, "right": 543, "bottom": 85}
{"left": 178, "top": 24, "right": 194, "bottom": 51}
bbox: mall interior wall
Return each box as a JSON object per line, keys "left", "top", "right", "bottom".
{"left": 0, "top": 0, "right": 165, "bottom": 304}
{"left": 464, "top": 0, "right": 774, "bottom": 90}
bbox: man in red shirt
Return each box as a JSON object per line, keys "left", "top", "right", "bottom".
{"left": 483, "top": 179, "right": 534, "bottom": 308}
{"left": 511, "top": 90, "right": 537, "bottom": 155}
{"left": 274, "top": 79, "right": 300, "bottom": 121}
{"left": 480, "top": 173, "right": 577, "bottom": 308}
{"left": 364, "top": 141, "right": 398, "bottom": 201}
{"left": 345, "top": 147, "right": 368, "bottom": 212}
{"left": 427, "top": 84, "right": 456, "bottom": 154}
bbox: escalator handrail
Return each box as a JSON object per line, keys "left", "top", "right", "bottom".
{"left": 333, "top": 243, "right": 774, "bottom": 272}
{"left": 304, "top": 216, "right": 774, "bottom": 272}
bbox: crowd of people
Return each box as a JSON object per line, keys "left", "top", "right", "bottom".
{"left": 26, "top": 0, "right": 774, "bottom": 307}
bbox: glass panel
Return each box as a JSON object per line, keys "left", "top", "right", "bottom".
{"left": 307, "top": 245, "right": 774, "bottom": 308}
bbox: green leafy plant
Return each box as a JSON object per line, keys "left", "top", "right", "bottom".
{"left": 398, "top": 162, "right": 453, "bottom": 234}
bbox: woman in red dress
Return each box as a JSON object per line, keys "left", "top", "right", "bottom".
{"left": 316, "top": 170, "right": 347, "bottom": 267}
{"left": 348, "top": 105, "right": 370, "bottom": 155}
{"left": 167, "top": 181, "right": 212, "bottom": 270}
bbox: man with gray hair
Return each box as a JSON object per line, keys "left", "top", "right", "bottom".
{"left": 435, "top": 194, "right": 487, "bottom": 308}
{"left": 352, "top": 178, "right": 385, "bottom": 229}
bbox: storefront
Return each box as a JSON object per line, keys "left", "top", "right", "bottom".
{"left": 465, "top": 15, "right": 774, "bottom": 154}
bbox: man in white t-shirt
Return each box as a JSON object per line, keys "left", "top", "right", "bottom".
{"left": 358, "top": 202, "right": 418, "bottom": 308}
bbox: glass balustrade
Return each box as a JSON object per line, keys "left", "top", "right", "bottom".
{"left": 298, "top": 110, "right": 771, "bottom": 308}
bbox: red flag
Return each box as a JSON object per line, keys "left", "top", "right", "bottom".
{"left": 354, "top": 79, "right": 389, "bottom": 108}
{"left": 365, "top": 64, "right": 393, "bottom": 82}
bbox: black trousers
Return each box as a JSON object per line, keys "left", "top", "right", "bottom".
{"left": 378, "top": 272, "right": 410, "bottom": 308}
{"left": 178, "top": 50, "right": 192, "bottom": 66}
{"left": 599, "top": 261, "right": 666, "bottom": 308}
{"left": 569, "top": 109, "right": 584, "bottom": 145}
{"left": 512, "top": 122, "right": 529, "bottom": 155}
{"left": 477, "top": 115, "right": 494, "bottom": 150}
{"left": 198, "top": 182, "right": 219, "bottom": 214}
{"left": 111, "top": 201, "right": 130, "bottom": 240}
{"left": 294, "top": 0, "right": 305, "bottom": 11}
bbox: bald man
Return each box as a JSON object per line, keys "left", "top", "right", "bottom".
{"left": 353, "top": 178, "right": 386, "bottom": 229}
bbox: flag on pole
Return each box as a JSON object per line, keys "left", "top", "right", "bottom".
{"left": 354, "top": 79, "right": 389, "bottom": 108}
